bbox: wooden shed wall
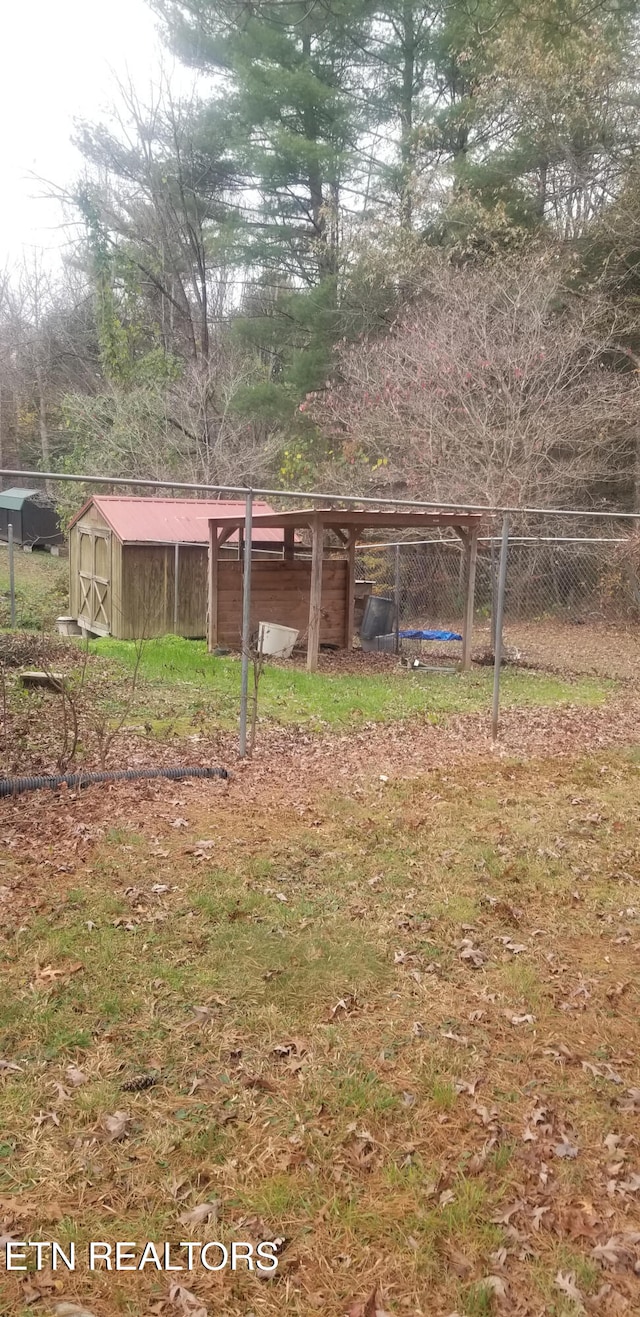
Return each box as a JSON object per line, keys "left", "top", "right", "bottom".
{"left": 118, "top": 544, "right": 209, "bottom": 639}
{"left": 70, "top": 508, "right": 284, "bottom": 638}
{"left": 69, "top": 506, "right": 119, "bottom": 631}
{"left": 175, "top": 545, "right": 209, "bottom": 637}
{"left": 215, "top": 559, "right": 348, "bottom": 649}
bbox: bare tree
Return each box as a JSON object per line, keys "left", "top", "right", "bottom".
{"left": 71, "top": 74, "right": 237, "bottom": 365}
{"left": 307, "top": 251, "right": 640, "bottom": 508}
{"left": 0, "top": 256, "right": 100, "bottom": 475}
{"left": 62, "top": 337, "right": 280, "bottom": 487}
{"left": 0, "top": 268, "right": 21, "bottom": 472}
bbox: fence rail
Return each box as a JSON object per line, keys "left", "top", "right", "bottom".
{"left": 4, "top": 467, "right": 640, "bottom": 519}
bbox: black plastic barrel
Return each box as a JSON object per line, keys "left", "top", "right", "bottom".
{"left": 360, "top": 594, "right": 395, "bottom": 640}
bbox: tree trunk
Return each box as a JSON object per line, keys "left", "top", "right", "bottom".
{"left": 302, "top": 32, "right": 333, "bottom": 281}
{"left": 0, "top": 379, "right": 18, "bottom": 475}
{"left": 36, "top": 365, "right": 53, "bottom": 494}
{"left": 399, "top": 2, "right": 416, "bottom": 231}
{"left": 36, "top": 368, "right": 51, "bottom": 462}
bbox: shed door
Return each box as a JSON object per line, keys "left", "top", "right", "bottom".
{"left": 78, "top": 528, "right": 111, "bottom": 634}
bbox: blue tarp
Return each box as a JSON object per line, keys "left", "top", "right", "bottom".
{"left": 399, "top": 628, "right": 462, "bottom": 642}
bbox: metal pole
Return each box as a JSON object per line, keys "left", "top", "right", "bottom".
{"left": 239, "top": 489, "right": 253, "bottom": 758}
{"left": 2, "top": 467, "right": 640, "bottom": 520}
{"left": 490, "top": 540, "right": 497, "bottom": 651}
{"left": 8, "top": 522, "right": 16, "bottom": 629}
{"left": 458, "top": 545, "right": 465, "bottom": 603}
{"left": 491, "top": 514, "right": 509, "bottom": 741}
{"left": 394, "top": 543, "right": 401, "bottom": 654}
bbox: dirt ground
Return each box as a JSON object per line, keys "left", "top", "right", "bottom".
{"left": 491, "top": 619, "right": 640, "bottom": 683}
{"left": 316, "top": 619, "right": 640, "bottom": 685}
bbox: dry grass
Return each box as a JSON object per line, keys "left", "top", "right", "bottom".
{"left": 0, "top": 547, "right": 67, "bottom": 632}
{"left": 1, "top": 739, "right": 640, "bottom": 1317}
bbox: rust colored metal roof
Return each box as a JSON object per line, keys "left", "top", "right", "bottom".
{"left": 70, "top": 496, "right": 285, "bottom": 544}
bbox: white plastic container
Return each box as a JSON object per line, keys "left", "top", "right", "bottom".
{"left": 258, "top": 621, "right": 299, "bottom": 659}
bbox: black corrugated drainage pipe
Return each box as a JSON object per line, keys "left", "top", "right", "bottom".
{"left": 0, "top": 765, "right": 230, "bottom": 799}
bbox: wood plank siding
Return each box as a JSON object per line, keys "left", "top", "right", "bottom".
{"left": 118, "top": 545, "right": 209, "bottom": 639}
{"left": 69, "top": 506, "right": 117, "bottom": 636}
{"left": 67, "top": 495, "right": 288, "bottom": 640}
{"left": 215, "top": 559, "right": 348, "bottom": 649}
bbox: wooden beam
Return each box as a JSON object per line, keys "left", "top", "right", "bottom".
{"left": 344, "top": 529, "right": 356, "bottom": 650}
{"left": 208, "top": 521, "right": 219, "bottom": 651}
{"left": 218, "top": 525, "right": 236, "bottom": 548}
{"left": 461, "top": 528, "right": 478, "bottom": 671}
{"left": 173, "top": 543, "right": 179, "bottom": 635}
{"left": 283, "top": 526, "right": 295, "bottom": 561}
{"left": 209, "top": 510, "right": 484, "bottom": 533}
{"left": 307, "top": 516, "right": 324, "bottom": 671}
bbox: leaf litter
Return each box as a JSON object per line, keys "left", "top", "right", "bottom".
{"left": 2, "top": 721, "right": 640, "bottom": 1316}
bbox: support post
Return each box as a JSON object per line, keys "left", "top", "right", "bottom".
{"left": 208, "top": 522, "right": 219, "bottom": 651}
{"left": 490, "top": 539, "right": 497, "bottom": 651}
{"left": 284, "top": 526, "right": 295, "bottom": 562}
{"left": 307, "top": 515, "right": 323, "bottom": 671}
{"left": 344, "top": 528, "right": 356, "bottom": 649}
{"left": 239, "top": 491, "right": 253, "bottom": 757}
{"left": 461, "top": 528, "right": 478, "bottom": 671}
{"left": 173, "top": 543, "right": 180, "bottom": 635}
{"left": 491, "top": 515, "right": 509, "bottom": 741}
{"left": 394, "top": 542, "right": 401, "bottom": 654}
{"left": 8, "top": 522, "right": 15, "bottom": 629}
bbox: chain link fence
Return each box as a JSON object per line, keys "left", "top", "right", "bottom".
{"left": 356, "top": 514, "right": 640, "bottom": 681}
{"left": 3, "top": 468, "right": 640, "bottom": 682}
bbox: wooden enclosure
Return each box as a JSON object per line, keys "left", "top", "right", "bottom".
{"left": 68, "top": 496, "right": 285, "bottom": 639}
{"left": 215, "top": 559, "right": 350, "bottom": 649}
{"left": 69, "top": 509, "right": 209, "bottom": 639}
{"left": 208, "top": 507, "right": 483, "bottom": 670}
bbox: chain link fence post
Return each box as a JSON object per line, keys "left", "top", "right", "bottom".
{"left": 8, "top": 522, "right": 16, "bottom": 629}
{"left": 491, "top": 515, "right": 509, "bottom": 740}
{"left": 239, "top": 489, "right": 253, "bottom": 758}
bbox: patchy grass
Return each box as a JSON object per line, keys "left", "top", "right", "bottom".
{"left": 0, "top": 544, "right": 68, "bottom": 630}
{"left": 0, "top": 629, "right": 617, "bottom": 782}
{"left": 89, "top": 635, "right": 613, "bottom": 732}
{"left": 1, "top": 749, "right": 639, "bottom": 1315}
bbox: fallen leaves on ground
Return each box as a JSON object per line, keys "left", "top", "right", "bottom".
{"left": 2, "top": 732, "right": 640, "bottom": 1317}
{"left": 100, "top": 1110, "right": 130, "bottom": 1141}
{"left": 345, "top": 1287, "right": 393, "bottom": 1317}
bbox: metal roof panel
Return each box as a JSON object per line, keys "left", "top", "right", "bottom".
{"left": 0, "top": 488, "right": 38, "bottom": 509}
{"left": 70, "top": 496, "right": 285, "bottom": 544}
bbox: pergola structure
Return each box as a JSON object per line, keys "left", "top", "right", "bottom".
{"left": 208, "top": 508, "right": 483, "bottom": 671}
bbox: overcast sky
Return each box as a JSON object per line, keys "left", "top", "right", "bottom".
{"left": 0, "top": 0, "right": 195, "bottom": 267}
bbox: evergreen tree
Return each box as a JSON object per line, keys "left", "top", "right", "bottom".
{"left": 155, "top": 1, "right": 369, "bottom": 284}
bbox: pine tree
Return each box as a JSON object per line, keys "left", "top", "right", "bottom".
{"left": 156, "top": 1, "right": 368, "bottom": 285}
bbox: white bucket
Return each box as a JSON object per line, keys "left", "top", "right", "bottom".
{"left": 258, "top": 621, "right": 299, "bottom": 659}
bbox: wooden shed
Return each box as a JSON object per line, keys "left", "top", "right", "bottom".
{"left": 68, "top": 496, "right": 286, "bottom": 639}
{"left": 0, "top": 488, "right": 62, "bottom": 547}
{"left": 208, "top": 507, "right": 483, "bottom": 669}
